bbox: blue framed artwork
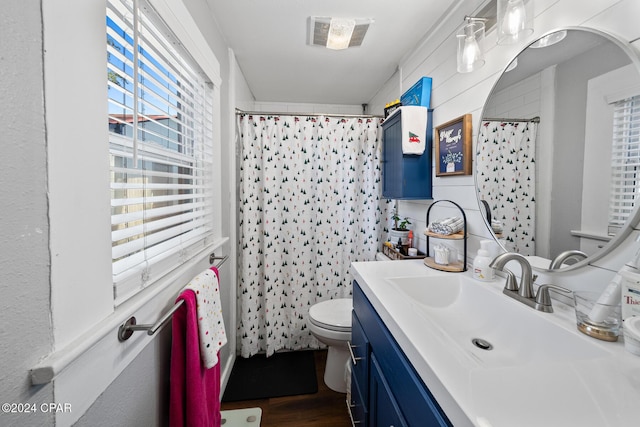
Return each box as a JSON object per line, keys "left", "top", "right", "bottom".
{"left": 435, "top": 114, "right": 472, "bottom": 176}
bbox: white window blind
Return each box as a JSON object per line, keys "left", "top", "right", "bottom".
{"left": 609, "top": 94, "right": 640, "bottom": 235}
{"left": 107, "top": 0, "right": 214, "bottom": 301}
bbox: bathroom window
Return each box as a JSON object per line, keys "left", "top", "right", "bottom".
{"left": 609, "top": 94, "right": 640, "bottom": 235}
{"left": 107, "top": 0, "right": 215, "bottom": 301}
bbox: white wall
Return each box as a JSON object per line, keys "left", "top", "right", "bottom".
{"left": 0, "top": 2, "right": 55, "bottom": 426}
{"left": 370, "top": 0, "right": 640, "bottom": 295}
{"left": 233, "top": 50, "right": 257, "bottom": 112}
{"left": 250, "top": 101, "right": 365, "bottom": 115}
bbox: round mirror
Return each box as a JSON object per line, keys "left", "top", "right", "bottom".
{"left": 476, "top": 27, "right": 640, "bottom": 272}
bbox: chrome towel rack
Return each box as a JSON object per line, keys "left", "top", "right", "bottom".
{"left": 118, "top": 253, "right": 228, "bottom": 341}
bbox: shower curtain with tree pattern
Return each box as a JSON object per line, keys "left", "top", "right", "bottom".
{"left": 237, "top": 113, "right": 391, "bottom": 357}
{"left": 477, "top": 120, "right": 539, "bottom": 255}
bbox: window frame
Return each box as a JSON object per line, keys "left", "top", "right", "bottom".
{"left": 107, "top": 0, "right": 218, "bottom": 303}
{"left": 581, "top": 62, "right": 640, "bottom": 248}
{"left": 609, "top": 94, "right": 640, "bottom": 235}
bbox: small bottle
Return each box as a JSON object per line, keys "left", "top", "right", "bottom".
{"left": 407, "top": 230, "right": 414, "bottom": 248}
{"left": 396, "top": 238, "right": 403, "bottom": 255}
{"left": 588, "top": 272, "right": 622, "bottom": 323}
{"left": 473, "top": 240, "right": 495, "bottom": 281}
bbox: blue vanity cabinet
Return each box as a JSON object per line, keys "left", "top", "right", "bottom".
{"left": 352, "top": 280, "right": 452, "bottom": 427}
{"left": 381, "top": 108, "right": 433, "bottom": 200}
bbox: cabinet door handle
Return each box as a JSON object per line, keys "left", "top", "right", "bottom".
{"left": 347, "top": 340, "right": 362, "bottom": 366}
{"left": 345, "top": 399, "right": 362, "bottom": 425}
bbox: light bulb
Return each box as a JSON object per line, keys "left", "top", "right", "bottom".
{"left": 462, "top": 36, "right": 481, "bottom": 70}
{"left": 504, "top": 0, "right": 526, "bottom": 36}
{"left": 327, "top": 18, "right": 355, "bottom": 50}
{"left": 457, "top": 20, "right": 485, "bottom": 73}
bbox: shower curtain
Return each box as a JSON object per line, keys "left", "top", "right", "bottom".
{"left": 237, "top": 113, "right": 391, "bottom": 357}
{"left": 477, "top": 120, "right": 538, "bottom": 255}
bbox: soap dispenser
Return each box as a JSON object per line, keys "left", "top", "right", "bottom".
{"left": 473, "top": 240, "right": 495, "bottom": 281}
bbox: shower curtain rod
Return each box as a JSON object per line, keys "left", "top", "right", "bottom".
{"left": 483, "top": 116, "right": 540, "bottom": 123}
{"left": 235, "top": 108, "right": 383, "bottom": 119}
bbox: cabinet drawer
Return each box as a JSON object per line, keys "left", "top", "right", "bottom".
{"left": 369, "top": 354, "right": 408, "bottom": 427}
{"left": 350, "top": 312, "right": 369, "bottom": 390}
{"left": 348, "top": 373, "right": 368, "bottom": 426}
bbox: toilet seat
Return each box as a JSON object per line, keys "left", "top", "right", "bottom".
{"left": 309, "top": 298, "right": 352, "bottom": 332}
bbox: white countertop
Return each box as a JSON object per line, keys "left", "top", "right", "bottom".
{"left": 351, "top": 259, "right": 640, "bottom": 427}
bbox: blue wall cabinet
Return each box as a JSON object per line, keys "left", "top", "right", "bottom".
{"left": 381, "top": 108, "right": 433, "bottom": 200}
{"left": 350, "top": 281, "right": 452, "bottom": 427}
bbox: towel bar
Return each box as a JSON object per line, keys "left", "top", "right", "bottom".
{"left": 118, "top": 252, "right": 228, "bottom": 341}
{"left": 210, "top": 254, "right": 228, "bottom": 266}
{"left": 118, "top": 300, "right": 185, "bottom": 341}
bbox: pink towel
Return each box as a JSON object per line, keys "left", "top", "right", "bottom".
{"left": 169, "top": 288, "right": 221, "bottom": 427}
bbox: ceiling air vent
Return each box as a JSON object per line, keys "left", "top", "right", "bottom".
{"left": 309, "top": 17, "right": 373, "bottom": 49}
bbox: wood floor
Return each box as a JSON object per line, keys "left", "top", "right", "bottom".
{"left": 221, "top": 350, "right": 352, "bottom": 427}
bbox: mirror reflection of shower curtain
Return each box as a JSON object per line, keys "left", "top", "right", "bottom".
{"left": 237, "top": 113, "right": 391, "bottom": 358}
{"left": 477, "top": 120, "right": 539, "bottom": 255}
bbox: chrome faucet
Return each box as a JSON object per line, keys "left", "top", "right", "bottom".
{"left": 549, "top": 250, "right": 588, "bottom": 270}
{"left": 489, "top": 252, "right": 572, "bottom": 312}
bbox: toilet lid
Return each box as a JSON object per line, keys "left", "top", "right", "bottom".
{"left": 309, "top": 298, "right": 352, "bottom": 332}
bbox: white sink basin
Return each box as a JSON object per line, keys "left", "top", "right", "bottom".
{"left": 386, "top": 275, "right": 610, "bottom": 368}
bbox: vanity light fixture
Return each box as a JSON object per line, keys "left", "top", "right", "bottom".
{"left": 497, "top": 0, "right": 534, "bottom": 45}
{"left": 309, "top": 17, "right": 373, "bottom": 50}
{"left": 457, "top": 16, "right": 487, "bottom": 73}
{"left": 456, "top": 0, "right": 535, "bottom": 73}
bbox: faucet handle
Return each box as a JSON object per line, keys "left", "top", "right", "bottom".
{"left": 503, "top": 268, "right": 519, "bottom": 291}
{"left": 534, "top": 284, "right": 572, "bottom": 313}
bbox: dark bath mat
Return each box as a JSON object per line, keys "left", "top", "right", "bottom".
{"left": 222, "top": 350, "right": 318, "bottom": 402}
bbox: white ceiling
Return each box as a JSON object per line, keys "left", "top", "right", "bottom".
{"left": 206, "top": 0, "right": 458, "bottom": 105}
